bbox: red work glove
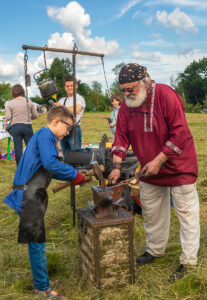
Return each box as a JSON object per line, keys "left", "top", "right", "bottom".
{"left": 72, "top": 171, "right": 91, "bottom": 186}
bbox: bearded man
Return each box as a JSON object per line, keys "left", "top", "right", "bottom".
{"left": 108, "top": 63, "right": 200, "bottom": 280}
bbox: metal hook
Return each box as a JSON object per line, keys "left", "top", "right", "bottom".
{"left": 73, "top": 41, "right": 78, "bottom": 52}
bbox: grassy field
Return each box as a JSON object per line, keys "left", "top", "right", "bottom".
{"left": 0, "top": 112, "right": 207, "bottom": 300}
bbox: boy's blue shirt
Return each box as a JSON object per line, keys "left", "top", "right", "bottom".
{"left": 3, "top": 127, "right": 77, "bottom": 212}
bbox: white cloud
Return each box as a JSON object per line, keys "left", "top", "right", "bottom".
{"left": 117, "top": 0, "right": 142, "bottom": 18}
{"left": 129, "top": 46, "right": 207, "bottom": 85}
{"left": 177, "top": 47, "right": 193, "bottom": 55}
{"left": 131, "top": 45, "right": 160, "bottom": 62}
{"left": 1, "top": 2, "right": 123, "bottom": 96}
{"left": 0, "top": 58, "right": 18, "bottom": 78}
{"left": 156, "top": 8, "right": 198, "bottom": 33}
{"left": 145, "top": 0, "right": 207, "bottom": 11}
{"left": 47, "top": 2, "right": 90, "bottom": 34}
{"left": 145, "top": 17, "right": 153, "bottom": 26}
{"left": 47, "top": 1, "right": 121, "bottom": 58}
{"left": 151, "top": 33, "right": 161, "bottom": 38}
{"left": 140, "top": 39, "right": 173, "bottom": 47}
{"left": 132, "top": 10, "right": 141, "bottom": 19}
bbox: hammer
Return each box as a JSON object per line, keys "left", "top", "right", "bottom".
{"left": 52, "top": 164, "right": 104, "bottom": 193}
{"left": 90, "top": 160, "right": 105, "bottom": 190}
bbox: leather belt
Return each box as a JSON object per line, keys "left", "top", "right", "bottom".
{"left": 13, "top": 184, "right": 28, "bottom": 191}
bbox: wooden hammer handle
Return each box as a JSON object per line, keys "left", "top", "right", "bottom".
{"left": 52, "top": 165, "right": 104, "bottom": 193}
{"left": 52, "top": 181, "right": 72, "bottom": 193}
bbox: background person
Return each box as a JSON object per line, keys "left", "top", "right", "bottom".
{"left": 108, "top": 95, "right": 122, "bottom": 142}
{"left": 3, "top": 106, "right": 90, "bottom": 299}
{"left": 55, "top": 76, "right": 85, "bottom": 158}
{"left": 5, "top": 84, "right": 38, "bottom": 165}
{"left": 108, "top": 63, "right": 200, "bottom": 281}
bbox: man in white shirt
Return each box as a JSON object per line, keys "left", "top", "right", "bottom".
{"left": 55, "top": 76, "right": 86, "bottom": 157}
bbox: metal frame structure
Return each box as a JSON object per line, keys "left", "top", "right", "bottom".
{"left": 22, "top": 44, "right": 106, "bottom": 226}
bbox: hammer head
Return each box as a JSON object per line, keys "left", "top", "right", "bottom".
{"left": 90, "top": 161, "right": 102, "bottom": 179}
{"left": 90, "top": 160, "right": 105, "bottom": 190}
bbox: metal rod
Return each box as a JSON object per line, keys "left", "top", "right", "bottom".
{"left": 71, "top": 185, "right": 76, "bottom": 227}
{"left": 22, "top": 45, "right": 104, "bottom": 58}
{"left": 72, "top": 52, "right": 77, "bottom": 148}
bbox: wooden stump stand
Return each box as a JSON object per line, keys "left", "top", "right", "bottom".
{"left": 78, "top": 208, "right": 135, "bottom": 288}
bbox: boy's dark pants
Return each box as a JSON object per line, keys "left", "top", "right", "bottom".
{"left": 18, "top": 167, "right": 52, "bottom": 291}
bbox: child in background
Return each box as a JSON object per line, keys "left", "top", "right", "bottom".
{"left": 3, "top": 106, "right": 90, "bottom": 299}
{"left": 109, "top": 95, "right": 122, "bottom": 142}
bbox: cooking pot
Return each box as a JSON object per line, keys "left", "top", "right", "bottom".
{"left": 33, "top": 69, "right": 58, "bottom": 98}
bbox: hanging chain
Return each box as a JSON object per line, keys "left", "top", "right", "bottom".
{"left": 43, "top": 45, "right": 48, "bottom": 69}
{"left": 24, "top": 49, "right": 30, "bottom": 122}
{"left": 101, "top": 57, "right": 110, "bottom": 97}
{"left": 24, "top": 50, "right": 29, "bottom": 97}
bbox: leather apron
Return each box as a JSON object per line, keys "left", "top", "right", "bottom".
{"left": 17, "top": 166, "right": 52, "bottom": 243}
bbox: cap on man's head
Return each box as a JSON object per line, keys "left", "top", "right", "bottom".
{"left": 119, "top": 63, "right": 148, "bottom": 84}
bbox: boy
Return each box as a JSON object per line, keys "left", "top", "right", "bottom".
{"left": 3, "top": 106, "right": 89, "bottom": 299}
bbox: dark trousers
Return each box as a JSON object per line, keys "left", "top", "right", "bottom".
{"left": 60, "top": 125, "right": 82, "bottom": 159}
{"left": 11, "top": 123, "right": 33, "bottom": 165}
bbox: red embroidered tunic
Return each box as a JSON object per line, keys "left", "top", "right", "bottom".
{"left": 112, "top": 83, "right": 198, "bottom": 186}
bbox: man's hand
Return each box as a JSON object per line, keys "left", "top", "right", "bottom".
{"left": 54, "top": 102, "right": 61, "bottom": 106}
{"left": 109, "top": 123, "right": 115, "bottom": 128}
{"left": 108, "top": 169, "right": 121, "bottom": 185}
{"left": 141, "top": 159, "right": 161, "bottom": 178}
{"left": 141, "top": 152, "right": 168, "bottom": 178}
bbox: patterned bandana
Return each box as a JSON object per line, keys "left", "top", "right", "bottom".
{"left": 119, "top": 63, "right": 148, "bottom": 84}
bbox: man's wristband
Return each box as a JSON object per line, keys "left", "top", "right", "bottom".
{"left": 112, "top": 162, "right": 122, "bottom": 170}
{"left": 155, "top": 158, "right": 164, "bottom": 166}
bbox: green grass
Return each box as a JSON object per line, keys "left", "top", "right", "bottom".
{"left": 0, "top": 112, "right": 207, "bottom": 299}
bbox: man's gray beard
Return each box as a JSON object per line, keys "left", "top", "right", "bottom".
{"left": 125, "top": 86, "right": 147, "bottom": 107}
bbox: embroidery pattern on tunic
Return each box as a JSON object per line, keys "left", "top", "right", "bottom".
{"left": 112, "top": 146, "right": 128, "bottom": 154}
{"left": 144, "top": 82, "right": 156, "bottom": 132}
{"left": 164, "top": 141, "right": 182, "bottom": 155}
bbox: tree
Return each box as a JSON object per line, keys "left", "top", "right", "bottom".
{"left": 91, "top": 81, "right": 102, "bottom": 94}
{"left": 170, "top": 75, "right": 186, "bottom": 104}
{"left": 110, "top": 62, "right": 125, "bottom": 98}
{"left": 49, "top": 57, "right": 72, "bottom": 98}
{"left": 83, "top": 81, "right": 110, "bottom": 112}
{"left": 174, "top": 57, "right": 207, "bottom": 105}
{"left": 0, "top": 82, "right": 12, "bottom": 107}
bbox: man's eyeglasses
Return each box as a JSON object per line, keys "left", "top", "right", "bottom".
{"left": 61, "top": 120, "right": 73, "bottom": 131}
{"left": 119, "top": 82, "right": 139, "bottom": 93}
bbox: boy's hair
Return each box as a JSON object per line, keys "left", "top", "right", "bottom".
{"left": 64, "top": 76, "right": 77, "bottom": 84}
{"left": 12, "top": 84, "right": 25, "bottom": 98}
{"left": 47, "top": 106, "right": 75, "bottom": 124}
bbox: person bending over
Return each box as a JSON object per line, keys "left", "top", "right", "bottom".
{"left": 3, "top": 106, "right": 90, "bottom": 299}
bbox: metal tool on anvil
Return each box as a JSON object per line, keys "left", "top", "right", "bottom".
{"left": 52, "top": 164, "right": 104, "bottom": 193}
{"left": 90, "top": 160, "right": 105, "bottom": 190}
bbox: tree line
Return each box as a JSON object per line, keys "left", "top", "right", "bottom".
{"left": 0, "top": 57, "right": 207, "bottom": 111}
{"left": 170, "top": 57, "right": 207, "bottom": 111}
{"left": 0, "top": 58, "right": 123, "bottom": 111}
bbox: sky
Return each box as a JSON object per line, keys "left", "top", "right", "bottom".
{"left": 0, "top": 0, "right": 207, "bottom": 96}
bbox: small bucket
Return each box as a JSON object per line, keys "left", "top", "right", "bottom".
{"left": 34, "top": 69, "right": 58, "bottom": 98}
